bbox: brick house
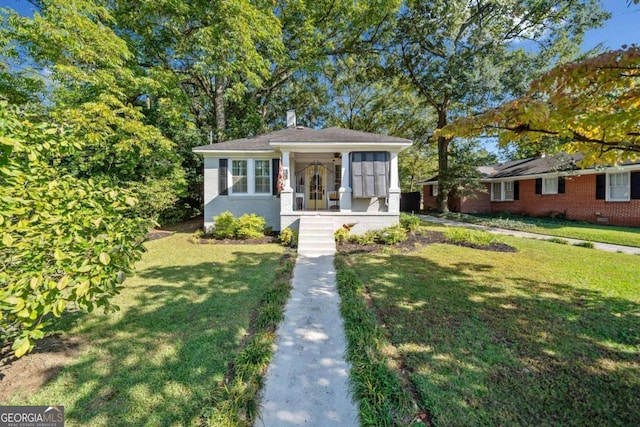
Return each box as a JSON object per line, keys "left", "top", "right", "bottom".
{"left": 422, "top": 153, "right": 640, "bottom": 227}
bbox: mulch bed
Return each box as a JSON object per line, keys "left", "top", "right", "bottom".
{"left": 337, "top": 230, "right": 517, "bottom": 254}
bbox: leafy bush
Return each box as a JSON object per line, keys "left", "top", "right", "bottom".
{"left": 547, "top": 237, "right": 569, "bottom": 245}
{"left": 349, "top": 230, "right": 378, "bottom": 245}
{"left": 376, "top": 225, "right": 408, "bottom": 245}
{"left": 400, "top": 213, "right": 421, "bottom": 232}
{"left": 279, "top": 227, "right": 298, "bottom": 247}
{"left": 213, "top": 211, "right": 238, "bottom": 239}
{"left": 573, "top": 241, "right": 595, "bottom": 248}
{"left": 444, "top": 227, "right": 498, "bottom": 246}
{"left": 0, "top": 102, "right": 150, "bottom": 357}
{"left": 235, "top": 214, "right": 266, "bottom": 240}
{"left": 334, "top": 227, "right": 350, "bottom": 243}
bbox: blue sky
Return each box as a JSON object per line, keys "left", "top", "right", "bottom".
{"left": 3, "top": 0, "right": 638, "bottom": 52}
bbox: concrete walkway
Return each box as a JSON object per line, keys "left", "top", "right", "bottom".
{"left": 420, "top": 215, "right": 640, "bottom": 255}
{"left": 257, "top": 254, "right": 359, "bottom": 427}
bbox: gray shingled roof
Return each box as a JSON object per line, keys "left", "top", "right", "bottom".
{"left": 419, "top": 153, "right": 640, "bottom": 184}
{"left": 193, "top": 126, "right": 411, "bottom": 152}
{"left": 485, "top": 153, "right": 583, "bottom": 178}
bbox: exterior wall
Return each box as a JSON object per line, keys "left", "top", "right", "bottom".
{"left": 490, "top": 174, "right": 640, "bottom": 227}
{"left": 202, "top": 157, "right": 280, "bottom": 230}
{"left": 281, "top": 212, "right": 399, "bottom": 234}
{"left": 460, "top": 184, "right": 491, "bottom": 214}
{"left": 351, "top": 197, "right": 389, "bottom": 212}
{"left": 423, "top": 185, "right": 437, "bottom": 211}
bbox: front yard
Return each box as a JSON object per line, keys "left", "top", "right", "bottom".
{"left": 338, "top": 227, "right": 640, "bottom": 426}
{"left": 1, "top": 232, "right": 291, "bottom": 426}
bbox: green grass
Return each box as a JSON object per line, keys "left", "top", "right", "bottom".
{"left": 439, "top": 212, "right": 640, "bottom": 247}
{"left": 337, "top": 229, "right": 640, "bottom": 426}
{"left": 3, "top": 233, "right": 290, "bottom": 427}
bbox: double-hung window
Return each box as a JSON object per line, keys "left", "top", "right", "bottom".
{"left": 542, "top": 177, "right": 558, "bottom": 194}
{"left": 254, "top": 160, "right": 271, "bottom": 194}
{"left": 231, "top": 160, "right": 248, "bottom": 193}
{"left": 230, "top": 159, "right": 271, "bottom": 195}
{"left": 607, "top": 172, "right": 630, "bottom": 201}
{"left": 491, "top": 181, "right": 514, "bottom": 201}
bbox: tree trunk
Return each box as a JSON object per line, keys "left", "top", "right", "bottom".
{"left": 214, "top": 75, "right": 226, "bottom": 141}
{"left": 435, "top": 108, "right": 450, "bottom": 213}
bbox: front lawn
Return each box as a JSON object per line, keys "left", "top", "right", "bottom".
{"left": 337, "top": 232, "right": 640, "bottom": 426}
{"left": 2, "top": 233, "right": 289, "bottom": 427}
{"left": 439, "top": 212, "right": 640, "bottom": 248}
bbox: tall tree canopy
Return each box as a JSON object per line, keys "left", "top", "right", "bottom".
{"left": 388, "top": 0, "right": 608, "bottom": 211}
{"left": 440, "top": 47, "right": 640, "bottom": 165}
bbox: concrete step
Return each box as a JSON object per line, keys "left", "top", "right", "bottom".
{"left": 298, "top": 216, "right": 336, "bottom": 257}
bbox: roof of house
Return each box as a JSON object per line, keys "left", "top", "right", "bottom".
{"left": 193, "top": 126, "right": 412, "bottom": 152}
{"left": 420, "top": 153, "right": 640, "bottom": 184}
{"left": 481, "top": 153, "right": 583, "bottom": 178}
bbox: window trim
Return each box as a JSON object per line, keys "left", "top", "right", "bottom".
{"left": 228, "top": 158, "right": 273, "bottom": 196}
{"left": 542, "top": 177, "right": 558, "bottom": 195}
{"left": 432, "top": 183, "right": 438, "bottom": 197}
{"left": 606, "top": 171, "right": 630, "bottom": 202}
{"left": 491, "top": 180, "right": 515, "bottom": 202}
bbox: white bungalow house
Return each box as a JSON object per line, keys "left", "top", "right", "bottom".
{"left": 193, "top": 113, "right": 412, "bottom": 233}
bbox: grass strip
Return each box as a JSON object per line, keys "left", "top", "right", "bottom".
{"left": 437, "top": 212, "right": 640, "bottom": 247}
{"left": 204, "top": 252, "right": 296, "bottom": 426}
{"left": 335, "top": 256, "right": 422, "bottom": 426}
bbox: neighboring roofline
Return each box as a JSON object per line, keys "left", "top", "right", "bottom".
{"left": 479, "top": 162, "right": 640, "bottom": 182}
{"left": 419, "top": 162, "right": 640, "bottom": 185}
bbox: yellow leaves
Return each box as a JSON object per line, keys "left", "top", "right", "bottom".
{"left": 76, "top": 280, "right": 90, "bottom": 297}
{"left": 99, "top": 252, "right": 111, "bottom": 265}
{"left": 57, "top": 275, "right": 71, "bottom": 290}
{"left": 3, "top": 233, "right": 14, "bottom": 246}
{"left": 12, "top": 337, "right": 31, "bottom": 358}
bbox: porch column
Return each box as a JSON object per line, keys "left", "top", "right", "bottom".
{"left": 339, "top": 151, "right": 352, "bottom": 212}
{"left": 388, "top": 151, "right": 401, "bottom": 214}
{"left": 280, "top": 150, "right": 293, "bottom": 213}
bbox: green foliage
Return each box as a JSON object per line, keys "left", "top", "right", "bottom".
{"left": 444, "top": 227, "right": 498, "bottom": 246}
{"left": 348, "top": 225, "right": 409, "bottom": 246}
{"left": 376, "top": 225, "right": 408, "bottom": 245}
{"left": 399, "top": 213, "right": 420, "bottom": 232}
{"left": 212, "top": 212, "right": 266, "bottom": 240}
{"left": 573, "top": 241, "right": 595, "bottom": 249}
{"left": 213, "top": 212, "right": 238, "bottom": 239}
{"left": 349, "top": 230, "right": 378, "bottom": 246}
{"left": 279, "top": 227, "right": 297, "bottom": 247}
{"left": 0, "top": 102, "right": 150, "bottom": 357}
{"left": 334, "top": 227, "right": 350, "bottom": 243}
{"left": 547, "top": 237, "right": 570, "bottom": 245}
{"left": 335, "top": 257, "right": 418, "bottom": 425}
{"left": 235, "top": 214, "right": 266, "bottom": 240}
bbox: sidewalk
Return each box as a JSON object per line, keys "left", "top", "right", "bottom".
{"left": 420, "top": 215, "right": 640, "bottom": 255}
{"left": 257, "top": 254, "right": 359, "bottom": 427}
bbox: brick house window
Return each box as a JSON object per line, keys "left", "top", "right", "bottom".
{"left": 491, "top": 181, "right": 514, "bottom": 201}
{"left": 254, "top": 160, "right": 271, "bottom": 194}
{"left": 543, "top": 177, "right": 558, "bottom": 194}
{"left": 607, "top": 172, "right": 630, "bottom": 201}
{"left": 228, "top": 159, "right": 272, "bottom": 195}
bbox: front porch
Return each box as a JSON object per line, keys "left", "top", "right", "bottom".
{"left": 276, "top": 149, "right": 402, "bottom": 233}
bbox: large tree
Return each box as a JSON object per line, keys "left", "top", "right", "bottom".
{"left": 389, "top": 0, "right": 609, "bottom": 212}
{"left": 440, "top": 47, "right": 640, "bottom": 165}
{"left": 1, "top": 0, "right": 187, "bottom": 221}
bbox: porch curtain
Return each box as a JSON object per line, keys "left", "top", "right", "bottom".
{"left": 351, "top": 152, "right": 389, "bottom": 198}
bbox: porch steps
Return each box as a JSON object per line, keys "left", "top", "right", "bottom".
{"left": 297, "top": 216, "right": 336, "bottom": 257}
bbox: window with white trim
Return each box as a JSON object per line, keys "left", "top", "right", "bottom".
{"left": 432, "top": 183, "right": 438, "bottom": 196}
{"left": 491, "top": 181, "right": 514, "bottom": 201}
{"left": 231, "top": 160, "right": 248, "bottom": 193}
{"left": 254, "top": 160, "right": 271, "bottom": 194}
{"left": 607, "top": 172, "right": 630, "bottom": 201}
{"left": 230, "top": 159, "right": 272, "bottom": 195}
{"left": 543, "top": 177, "right": 558, "bottom": 194}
